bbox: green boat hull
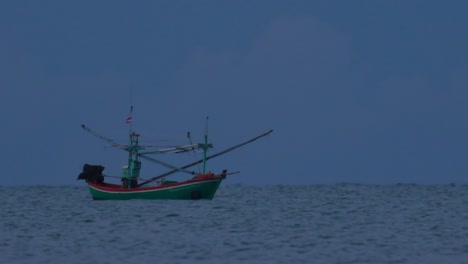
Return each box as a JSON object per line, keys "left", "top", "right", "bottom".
{"left": 87, "top": 177, "right": 223, "bottom": 200}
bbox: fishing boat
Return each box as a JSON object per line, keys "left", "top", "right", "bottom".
{"left": 77, "top": 108, "right": 273, "bottom": 200}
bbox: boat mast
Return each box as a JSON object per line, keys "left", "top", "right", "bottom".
{"left": 187, "top": 131, "right": 201, "bottom": 173}
{"left": 123, "top": 106, "right": 141, "bottom": 188}
{"left": 202, "top": 116, "right": 208, "bottom": 174}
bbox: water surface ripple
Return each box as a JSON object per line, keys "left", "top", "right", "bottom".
{"left": 1, "top": 184, "right": 468, "bottom": 263}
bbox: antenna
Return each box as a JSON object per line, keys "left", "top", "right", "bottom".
{"left": 125, "top": 105, "right": 134, "bottom": 133}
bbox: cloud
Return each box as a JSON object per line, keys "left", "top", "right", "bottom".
{"left": 161, "top": 16, "right": 358, "bottom": 183}
{"left": 162, "top": 15, "right": 468, "bottom": 184}
{"left": 245, "top": 17, "right": 351, "bottom": 81}
{"left": 168, "top": 17, "right": 352, "bottom": 127}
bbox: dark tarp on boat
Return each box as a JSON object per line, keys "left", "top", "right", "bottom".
{"left": 77, "top": 164, "right": 105, "bottom": 183}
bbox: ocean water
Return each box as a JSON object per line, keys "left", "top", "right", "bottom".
{"left": 1, "top": 184, "right": 468, "bottom": 264}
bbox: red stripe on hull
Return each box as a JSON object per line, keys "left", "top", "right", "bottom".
{"left": 88, "top": 176, "right": 223, "bottom": 193}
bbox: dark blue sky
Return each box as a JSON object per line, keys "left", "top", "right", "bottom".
{"left": 1, "top": 1, "right": 467, "bottom": 185}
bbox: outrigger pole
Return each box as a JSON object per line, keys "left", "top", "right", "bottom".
{"left": 81, "top": 124, "right": 200, "bottom": 174}
{"left": 80, "top": 124, "right": 126, "bottom": 150}
{"left": 139, "top": 154, "right": 196, "bottom": 175}
{"left": 137, "top": 129, "right": 274, "bottom": 187}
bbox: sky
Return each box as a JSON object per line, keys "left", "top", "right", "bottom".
{"left": 1, "top": 1, "right": 467, "bottom": 185}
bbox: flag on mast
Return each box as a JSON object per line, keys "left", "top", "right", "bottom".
{"left": 125, "top": 106, "right": 133, "bottom": 124}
